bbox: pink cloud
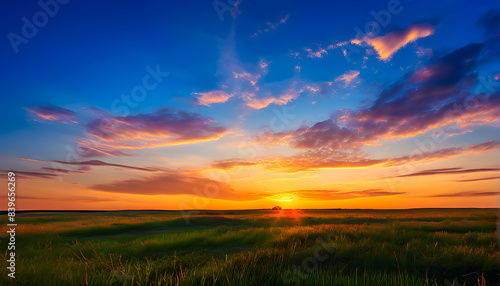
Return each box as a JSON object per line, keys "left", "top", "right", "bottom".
{"left": 82, "top": 108, "right": 229, "bottom": 154}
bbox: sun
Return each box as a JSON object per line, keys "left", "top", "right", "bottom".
{"left": 273, "top": 193, "right": 297, "bottom": 202}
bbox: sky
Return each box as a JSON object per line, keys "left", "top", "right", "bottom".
{"left": 0, "top": 0, "right": 499, "bottom": 210}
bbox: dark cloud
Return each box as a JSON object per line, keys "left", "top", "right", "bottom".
{"left": 430, "top": 191, "right": 498, "bottom": 198}
{"left": 41, "top": 166, "right": 93, "bottom": 174}
{"left": 477, "top": 9, "right": 500, "bottom": 36}
{"left": 0, "top": 170, "right": 58, "bottom": 179}
{"left": 455, "top": 176, "right": 500, "bottom": 183}
{"left": 394, "top": 167, "right": 500, "bottom": 178}
{"left": 8, "top": 195, "right": 116, "bottom": 202}
{"left": 21, "top": 158, "right": 160, "bottom": 173}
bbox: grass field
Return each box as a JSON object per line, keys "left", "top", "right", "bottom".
{"left": 0, "top": 209, "right": 498, "bottom": 285}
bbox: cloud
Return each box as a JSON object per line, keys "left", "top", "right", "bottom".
{"left": 287, "top": 188, "right": 405, "bottom": 200}
{"left": 41, "top": 166, "right": 93, "bottom": 174}
{"left": 385, "top": 140, "right": 500, "bottom": 166}
{"left": 26, "top": 106, "right": 77, "bottom": 123}
{"left": 304, "top": 47, "right": 328, "bottom": 58}
{"left": 233, "top": 71, "right": 261, "bottom": 86}
{"left": 11, "top": 195, "right": 116, "bottom": 202}
{"left": 241, "top": 87, "right": 301, "bottom": 109}
{"left": 477, "top": 9, "right": 500, "bottom": 36}
{"left": 351, "top": 24, "right": 435, "bottom": 61}
{"left": 194, "top": 32, "right": 300, "bottom": 110}
{"left": 251, "top": 14, "right": 289, "bottom": 37}
{"left": 455, "top": 176, "right": 500, "bottom": 183}
{"left": 193, "top": 90, "right": 234, "bottom": 106}
{"left": 21, "top": 158, "right": 160, "bottom": 172}
{"left": 392, "top": 167, "right": 500, "bottom": 178}
{"left": 254, "top": 42, "right": 500, "bottom": 155}
{"left": 0, "top": 170, "right": 58, "bottom": 179}
{"left": 76, "top": 142, "right": 131, "bottom": 158}
{"left": 211, "top": 159, "right": 258, "bottom": 169}
{"left": 91, "top": 170, "right": 264, "bottom": 201}
{"left": 334, "top": 70, "right": 360, "bottom": 87}
{"left": 430, "top": 191, "right": 498, "bottom": 198}
{"left": 211, "top": 140, "right": 499, "bottom": 173}
{"left": 90, "top": 168, "right": 402, "bottom": 202}
{"left": 83, "top": 108, "right": 229, "bottom": 153}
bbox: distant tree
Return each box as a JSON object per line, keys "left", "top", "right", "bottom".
{"left": 272, "top": 206, "right": 282, "bottom": 210}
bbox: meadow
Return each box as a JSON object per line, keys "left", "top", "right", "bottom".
{"left": 0, "top": 209, "right": 498, "bottom": 285}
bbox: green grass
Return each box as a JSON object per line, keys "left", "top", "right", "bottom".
{"left": 0, "top": 209, "right": 498, "bottom": 285}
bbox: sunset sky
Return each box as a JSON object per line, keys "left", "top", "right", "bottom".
{"left": 1, "top": 0, "right": 499, "bottom": 210}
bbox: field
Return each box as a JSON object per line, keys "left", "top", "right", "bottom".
{"left": 0, "top": 209, "right": 498, "bottom": 285}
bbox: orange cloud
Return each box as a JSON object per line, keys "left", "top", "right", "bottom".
{"left": 91, "top": 170, "right": 265, "bottom": 201}
{"left": 242, "top": 87, "right": 301, "bottom": 109}
{"left": 351, "top": 24, "right": 434, "bottom": 61}
{"left": 211, "top": 140, "right": 500, "bottom": 173}
{"left": 193, "top": 90, "right": 234, "bottom": 106}
{"left": 335, "top": 70, "right": 360, "bottom": 87}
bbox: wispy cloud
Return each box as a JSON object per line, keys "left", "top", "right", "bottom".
{"left": 91, "top": 170, "right": 265, "bottom": 201}
{"left": 251, "top": 14, "right": 289, "bottom": 37}
{"left": 455, "top": 176, "right": 500, "bottom": 183}
{"left": 26, "top": 106, "right": 77, "bottom": 123}
{"left": 276, "top": 188, "right": 404, "bottom": 201}
{"left": 392, "top": 167, "right": 500, "bottom": 178}
{"left": 430, "top": 191, "right": 498, "bottom": 197}
{"left": 0, "top": 170, "right": 58, "bottom": 179}
{"left": 334, "top": 70, "right": 360, "bottom": 87}
{"left": 21, "top": 158, "right": 160, "bottom": 172}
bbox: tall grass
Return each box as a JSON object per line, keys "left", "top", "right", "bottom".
{"left": 0, "top": 209, "right": 497, "bottom": 285}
